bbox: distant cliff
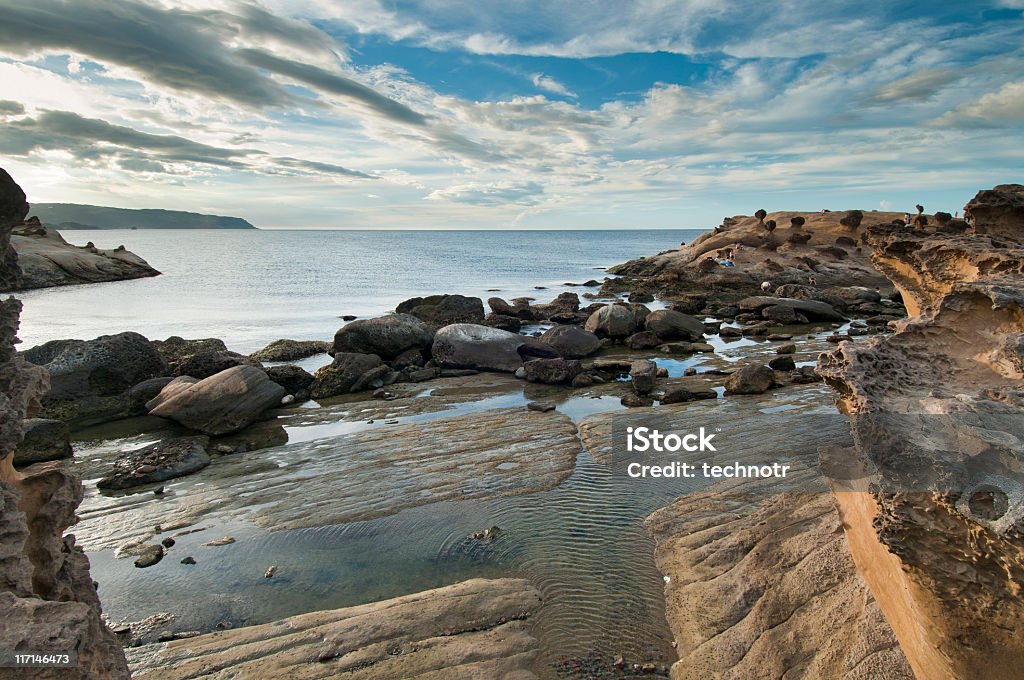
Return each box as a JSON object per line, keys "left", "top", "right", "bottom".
{"left": 30, "top": 203, "right": 256, "bottom": 230}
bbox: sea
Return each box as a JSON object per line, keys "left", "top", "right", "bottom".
{"left": 14, "top": 229, "right": 702, "bottom": 353}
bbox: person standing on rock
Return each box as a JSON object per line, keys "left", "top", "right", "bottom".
{"left": 761, "top": 281, "right": 773, "bottom": 294}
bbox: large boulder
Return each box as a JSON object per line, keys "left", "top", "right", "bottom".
{"left": 522, "top": 358, "right": 581, "bottom": 384}
{"left": 965, "top": 183, "right": 1024, "bottom": 239}
{"left": 584, "top": 304, "right": 636, "bottom": 339}
{"left": 738, "top": 296, "right": 847, "bottom": 322}
{"left": 310, "top": 353, "right": 387, "bottom": 398}
{"left": 533, "top": 292, "right": 581, "bottom": 319}
{"left": 488, "top": 297, "right": 533, "bottom": 320}
{"left": 644, "top": 309, "right": 705, "bottom": 342}
{"left": 723, "top": 364, "right": 778, "bottom": 395}
{"left": 540, "top": 325, "right": 601, "bottom": 358}
{"left": 432, "top": 324, "right": 553, "bottom": 372}
{"left": 630, "top": 359, "right": 658, "bottom": 395}
{"left": 147, "top": 365, "right": 285, "bottom": 435}
{"left": 332, "top": 314, "right": 433, "bottom": 361}
{"left": 250, "top": 339, "right": 331, "bottom": 362}
{"left": 265, "top": 364, "right": 315, "bottom": 398}
{"left": 13, "top": 419, "right": 72, "bottom": 466}
{"left": 175, "top": 350, "right": 261, "bottom": 379}
{"left": 396, "top": 294, "right": 485, "bottom": 326}
{"left": 151, "top": 336, "right": 228, "bottom": 373}
{"left": 97, "top": 436, "right": 211, "bottom": 490}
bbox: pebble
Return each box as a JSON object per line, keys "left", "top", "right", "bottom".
{"left": 161, "top": 537, "right": 175, "bottom": 548}
{"left": 153, "top": 486, "right": 165, "bottom": 495}
{"left": 181, "top": 556, "right": 196, "bottom": 565}
{"left": 384, "top": 418, "right": 399, "bottom": 424}
{"left": 264, "top": 565, "right": 278, "bottom": 578}
{"left": 203, "top": 536, "right": 235, "bottom": 547}
{"left": 683, "top": 368, "right": 697, "bottom": 376}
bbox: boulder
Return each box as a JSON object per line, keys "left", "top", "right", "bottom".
{"left": 14, "top": 419, "right": 72, "bottom": 466}
{"left": 644, "top": 309, "right": 704, "bottom": 342}
{"left": 151, "top": 336, "right": 228, "bottom": 373}
{"left": 250, "top": 339, "right": 331, "bottom": 362}
{"left": 628, "top": 290, "right": 654, "bottom": 303}
{"left": 661, "top": 387, "right": 718, "bottom": 404}
{"left": 584, "top": 305, "right": 636, "bottom": 339}
{"left": 768, "top": 355, "right": 796, "bottom": 371}
{"left": 630, "top": 359, "right": 658, "bottom": 395}
{"left": 97, "top": 436, "right": 211, "bottom": 490}
{"left": 626, "top": 331, "right": 663, "bottom": 350}
{"left": 824, "top": 286, "right": 882, "bottom": 304}
{"left": 310, "top": 353, "right": 386, "bottom": 398}
{"left": 176, "top": 350, "right": 261, "bottom": 379}
{"left": 265, "top": 364, "right": 315, "bottom": 397}
{"left": 540, "top": 325, "right": 601, "bottom": 358}
{"left": 533, "top": 292, "right": 581, "bottom": 319}
{"left": 482, "top": 313, "right": 522, "bottom": 333}
{"left": 432, "top": 324, "right": 553, "bottom": 373}
{"left": 126, "top": 376, "right": 176, "bottom": 415}
{"left": 738, "top": 296, "right": 846, "bottom": 322}
{"left": 147, "top": 366, "right": 285, "bottom": 435}
{"left": 762, "top": 304, "right": 799, "bottom": 324}
{"left": 723, "top": 364, "right": 777, "bottom": 395}
{"left": 669, "top": 294, "right": 707, "bottom": 315}
{"left": 396, "top": 294, "right": 485, "bottom": 326}
{"left": 777, "top": 342, "right": 797, "bottom": 355}
{"left": 332, "top": 314, "right": 434, "bottom": 360}
{"left": 522, "top": 358, "right": 581, "bottom": 385}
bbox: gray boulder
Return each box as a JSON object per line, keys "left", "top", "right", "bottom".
{"left": 432, "top": 324, "right": 553, "bottom": 372}
{"left": 333, "top": 314, "right": 433, "bottom": 360}
{"left": 147, "top": 366, "right": 285, "bottom": 435}
{"left": 310, "top": 353, "right": 386, "bottom": 398}
{"left": 175, "top": 350, "right": 261, "bottom": 379}
{"left": 151, "top": 336, "right": 228, "bottom": 373}
{"left": 396, "top": 294, "right": 485, "bottom": 326}
{"left": 540, "top": 325, "right": 601, "bottom": 358}
{"left": 522, "top": 358, "right": 581, "bottom": 384}
{"left": 630, "top": 359, "right": 658, "bottom": 395}
{"left": 97, "top": 435, "right": 211, "bottom": 490}
{"left": 644, "top": 309, "right": 704, "bottom": 342}
{"left": 14, "top": 419, "right": 72, "bottom": 466}
{"left": 584, "top": 305, "right": 636, "bottom": 339}
{"left": 265, "top": 364, "right": 315, "bottom": 398}
{"left": 738, "top": 296, "right": 847, "bottom": 322}
{"left": 723, "top": 364, "right": 778, "bottom": 395}
{"left": 250, "top": 339, "right": 331, "bottom": 362}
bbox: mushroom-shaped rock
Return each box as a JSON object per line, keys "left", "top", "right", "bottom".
{"left": 754, "top": 209, "right": 767, "bottom": 221}
{"left": 332, "top": 313, "right": 433, "bottom": 361}
{"left": 839, "top": 210, "right": 863, "bottom": 229}
{"left": 540, "top": 325, "right": 601, "bottom": 358}
{"left": 790, "top": 216, "right": 806, "bottom": 229}
{"left": 147, "top": 366, "right": 285, "bottom": 436}
{"left": 644, "top": 309, "right": 705, "bottom": 342}
{"left": 432, "top": 323, "right": 552, "bottom": 372}
{"left": 584, "top": 304, "right": 636, "bottom": 339}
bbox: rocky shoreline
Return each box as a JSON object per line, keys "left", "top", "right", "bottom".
{"left": 4, "top": 179, "right": 1020, "bottom": 678}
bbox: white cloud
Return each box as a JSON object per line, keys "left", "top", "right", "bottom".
{"left": 530, "top": 73, "right": 576, "bottom": 98}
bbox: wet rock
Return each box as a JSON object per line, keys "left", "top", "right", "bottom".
{"left": 684, "top": 367, "right": 698, "bottom": 376}
{"left": 669, "top": 294, "right": 707, "bottom": 315}
{"left": 481, "top": 313, "right": 521, "bottom": 332}
{"left": 14, "top": 418, "right": 72, "bottom": 466}
{"left": 584, "top": 304, "right": 636, "bottom": 339}
{"left": 777, "top": 341, "right": 797, "bottom": 354}
{"left": 147, "top": 366, "right": 285, "bottom": 435}
{"left": 626, "top": 331, "right": 663, "bottom": 350}
{"left": 621, "top": 393, "right": 654, "bottom": 407}
{"left": 540, "top": 325, "right": 601, "bottom": 358}
{"left": 645, "top": 309, "right": 705, "bottom": 342}
{"left": 161, "top": 537, "right": 175, "bottom": 548}
{"left": 203, "top": 536, "right": 235, "bottom": 547}
{"left": 768, "top": 355, "right": 796, "bottom": 371}
{"left": 661, "top": 387, "right": 718, "bottom": 404}
{"left": 522, "top": 358, "right": 581, "bottom": 385}
{"left": 571, "top": 373, "right": 594, "bottom": 388}
{"left": 630, "top": 359, "right": 658, "bottom": 395}
{"left": 723, "top": 364, "right": 777, "bottom": 395}
{"left": 789, "top": 366, "right": 820, "bottom": 384}
{"left": 332, "top": 314, "right": 434, "bottom": 360}
{"left": 265, "top": 364, "right": 314, "bottom": 398}
{"left": 310, "top": 353, "right": 385, "bottom": 397}
{"left": 181, "top": 556, "right": 196, "bottom": 565}
{"left": 250, "top": 339, "right": 331, "bottom": 362}
{"left": 396, "top": 294, "right": 485, "bottom": 327}
{"left": 127, "top": 376, "right": 176, "bottom": 415}
{"left": 527, "top": 400, "right": 556, "bottom": 412}
{"left": 628, "top": 290, "right": 654, "bottom": 303}
{"left": 719, "top": 326, "right": 742, "bottom": 338}
{"left": 97, "top": 436, "right": 211, "bottom": 490}
{"left": 432, "top": 324, "right": 554, "bottom": 373}
{"left": 264, "top": 565, "right": 278, "bottom": 579}
{"left": 762, "top": 304, "right": 799, "bottom": 324}
{"left": 176, "top": 350, "right": 261, "bottom": 380}
{"left": 134, "top": 545, "right": 164, "bottom": 569}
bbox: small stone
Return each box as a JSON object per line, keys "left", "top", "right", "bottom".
{"left": 776, "top": 342, "right": 797, "bottom": 354}
{"left": 161, "top": 537, "right": 176, "bottom": 548}
{"left": 341, "top": 315, "right": 357, "bottom": 321}
{"left": 384, "top": 418, "right": 399, "bottom": 424}
{"left": 135, "top": 464, "right": 157, "bottom": 474}
{"left": 683, "top": 367, "right": 697, "bottom": 376}
{"left": 215, "top": 444, "right": 234, "bottom": 454}
{"left": 527, "top": 401, "right": 556, "bottom": 413}
{"left": 203, "top": 536, "right": 235, "bottom": 547}
{"left": 134, "top": 544, "right": 164, "bottom": 568}
{"left": 264, "top": 565, "right": 278, "bottom": 578}
{"left": 181, "top": 556, "right": 196, "bottom": 565}
{"left": 153, "top": 485, "right": 165, "bottom": 495}
{"left": 280, "top": 394, "right": 295, "bottom": 405}
{"left": 111, "top": 625, "right": 131, "bottom": 636}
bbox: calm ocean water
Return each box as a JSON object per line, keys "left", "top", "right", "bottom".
{"left": 15, "top": 229, "right": 701, "bottom": 354}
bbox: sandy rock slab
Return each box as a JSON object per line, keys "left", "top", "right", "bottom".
{"left": 646, "top": 491, "right": 912, "bottom": 680}
{"left": 127, "top": 578, "right": 542, "bottom": 680}
{"left": 11, "top": 226, "right": 159, "bottom": 290}
{"left": 76, "top": 408, "right": 580, "bottom": 552}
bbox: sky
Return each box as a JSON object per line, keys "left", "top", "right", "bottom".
{"left": 0, "top": 0, "right": 1021, "bottom": 229}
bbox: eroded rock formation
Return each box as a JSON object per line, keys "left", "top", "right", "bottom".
{"left": 1, "top": 173, "right": 129, "bottom": 678}
{"left": 818, "top": 184, "right": 1024, "bottom": 679}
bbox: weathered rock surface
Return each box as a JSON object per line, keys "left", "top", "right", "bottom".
{"left": 0, "top": 168, "right": 27, "bottom": 291}
{"left": 97, "top": 436, "right": 211, "bottom": 490}
{"left": 23, "top": 331, "right": 169, "bottom": 427}
{"left": 127, "top": 578, "right": 542, "bottom": 680}
{"left": 817, "top": 184, "right": 1024, "bottom": 680}
{"left": 265, "top": 364, "right": 314, "bottom": 398}
{"left": 432, "top": 323, "right": 555, "bottom": 372}
{"left": 150, "top": 337, "right": 228, "bottom": 374}
{"left": 147, "top": 366, "right": 285, "bottom": 435}
{"left": 174, "top": 349, "right": 261, "bottom": 379}
{"left": 1, "top": 177, "right": 130, "bottom": 678}
{"left": 13, "top": 418, "right": 72, "bottom": 467}
{"left": 738, "top": 295, "right": 847, "bottom": 321}
{"left": 332, "top": 313, "right": 433, "bottom": 360}
{"left": 10, "top": 227, "right": 160, "bottom": 291}
{"left": 310, "top": 352, "right": 386, "bottom": 397}
{"left": 723, "top": 363, "right": 777, "bottom": 395}
{"left": 249, "top": 338, "right": 331, "bottom": 362}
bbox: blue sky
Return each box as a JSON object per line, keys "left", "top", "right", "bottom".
{"left": 0, "top": 0, "right": 1021, "bottom": 229}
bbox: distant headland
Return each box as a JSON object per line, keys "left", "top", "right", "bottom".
{"left": 30, "top": 203, "right": 257, "bottom": 230}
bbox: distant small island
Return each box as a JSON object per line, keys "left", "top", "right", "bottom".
{"left": 30, "top": 203, "right": 257, "bottom": 230}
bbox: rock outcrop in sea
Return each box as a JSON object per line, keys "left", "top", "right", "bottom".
{"left": 818, "top": 184, "right": 1024, "bottom": 679}
{"left": 0, "top": 168, "right": 130, "bottom": 678}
